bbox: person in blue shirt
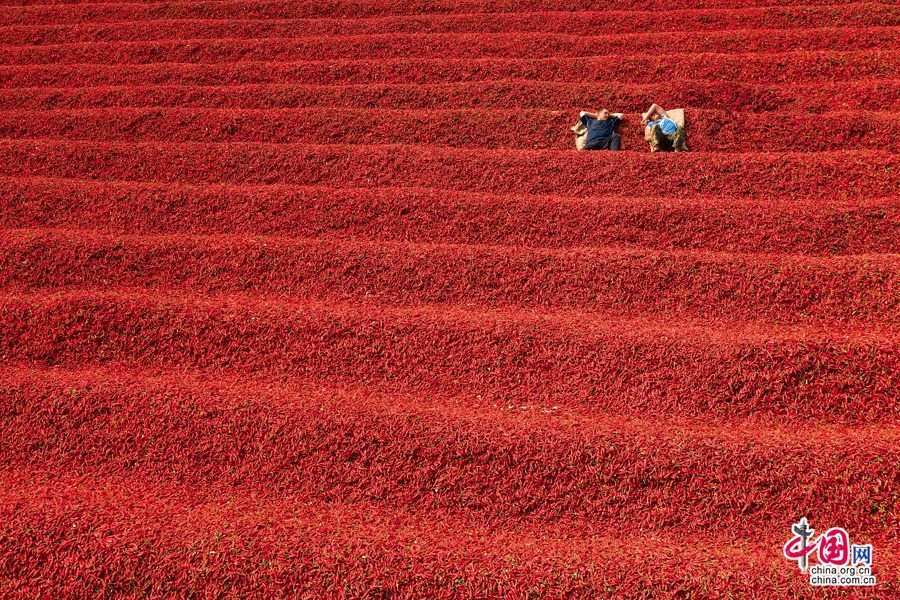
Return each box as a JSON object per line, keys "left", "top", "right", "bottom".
{"left": 578, "top": 108, "right": 624, "bottom": 150}
{"left": 641, "top": 103, "right": 688, "bottom": 152}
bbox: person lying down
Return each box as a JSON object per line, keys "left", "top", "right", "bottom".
{"left": 578, "top": 108, "right": 624, "bottom": 151}
{"left": 642, "top": 103, "right": 689, "bottom": 152}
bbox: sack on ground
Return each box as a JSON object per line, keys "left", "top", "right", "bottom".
{"left": 571, "top": 120, "right": 588, "bottom": 151}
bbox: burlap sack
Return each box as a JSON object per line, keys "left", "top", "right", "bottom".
{"left": 571, "top": 120, "right": 589, "bottom": 151}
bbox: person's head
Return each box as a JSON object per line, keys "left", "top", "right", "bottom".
{"left": 646, "top": 112, "right": 660, "bottom": 122}
{"left": 596, "top": 108, "right": 610, "bottom": 120}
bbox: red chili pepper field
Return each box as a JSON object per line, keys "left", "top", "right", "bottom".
{"left": 0, "top": 0, "right": 897, "bottom": 597}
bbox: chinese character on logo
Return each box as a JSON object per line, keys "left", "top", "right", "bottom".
{"left": 817, "top": 527, "right": 850, "bottom": 566}
{"left": 852, "top": 544, "right": 873, "bottom": 566}
{"left": 783, "top": 517, "right": 817, "bottom": 571}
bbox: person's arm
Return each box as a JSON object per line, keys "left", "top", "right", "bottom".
{"left": 645, "top": 104, "right": 668, "bottom": 120}
{"left": 641, "top": 104, "right": 667, "bottom": 125}
{"left": 579, "top": 110, "right": 599, "bottom": 127}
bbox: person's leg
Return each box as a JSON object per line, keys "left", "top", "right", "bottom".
{"left": 608, "top": 133, "right": 622, "bottom": 150}
{"left": 671, "top": 125, "right": 687, "bottom": 151}
{"left": 653, "top": 126, "right": 674, "bottom": 151}
{"left": 649, "top": 125, "right": 663, "bottom": 152}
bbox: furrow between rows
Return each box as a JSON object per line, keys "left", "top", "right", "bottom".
{"left": 3, "top": 80, "right": 895, "bottom": 113}
{"left": 2, "top": 365, "right": 896, "bottom": 538}
{"left": 2, "top": 177, "right": 896, "bottom": 255}
{"left": 0, "top": 0, "right": 871, "bottom": 26}
{"left": 2, "top": 228, "right": 896, "bottom": 322}
{"left": 2, "top": 290, "right": 895, "bottom": 423}
{"left": 6, "top": 469, "right": 890, "bottom": 598}
{"left": 2, "top": 27, "right": 895, "bottom": 64}
{"left": 0, "top": 50, "right": 894, "bottom": 87}
{"left": 0, "top": 106, "right": 891, "bottom": 152}
{"left": 0, "top": 139, "right": 894, "bottom": 199}
{"left": 2, "top": 4, "right": 896, "bottom": 44}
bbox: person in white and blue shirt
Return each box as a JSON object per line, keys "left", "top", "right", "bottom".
{"left": 641, "top": 103, "right": 688, "bottom": 152}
